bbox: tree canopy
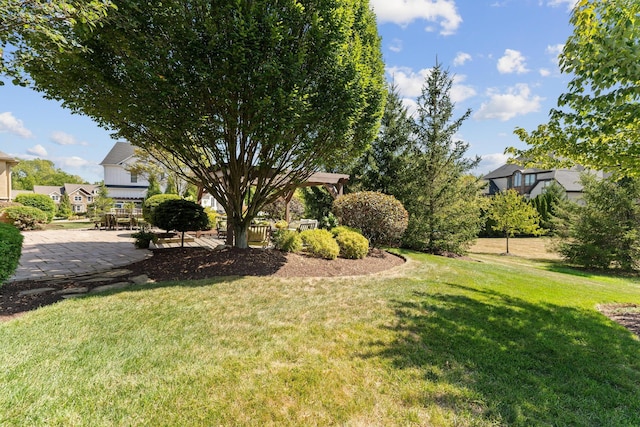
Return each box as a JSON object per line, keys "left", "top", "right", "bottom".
{"left": 25, "top": 0, "right": 385, "bottom": 248}
{"left": 11, "top": 158, "right": 86, "bottom": 190}
{"left": 489, "top": 189, "right": 541, "bottom": 254}
{"left": 510, "top": 0, "right": 640, "bottom": 175}
{"left": 0, "top": 0, "right": 113, "bottom": 85}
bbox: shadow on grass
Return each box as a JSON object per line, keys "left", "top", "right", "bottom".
{"left": 545, "top": 263, "right": 640, "bottom": 282}
{"left": 367, "top": 284, "right": 640, "bottom": 425}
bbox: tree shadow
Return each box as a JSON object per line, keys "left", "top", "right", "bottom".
{"left": 364, "top": 283, "right": 640, "bottom": 425}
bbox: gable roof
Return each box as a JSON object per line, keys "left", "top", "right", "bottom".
{"left": 33, "top": 185, "right": 63, "bottom": 196}
{"left": 0, "top": 151, "right": 19, "bottom": 165}
{"left": 64, "top": 183, "right": 98, "bottom": 195}
{"left": 100, "top": 141, "right": 135, "bottom": 165}
{"left": 482, "top": 163, "right": 549, "bottom": 180}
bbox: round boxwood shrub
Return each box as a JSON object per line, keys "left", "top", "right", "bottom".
{"left": 272, "top": 229, "right": 302, "bottom": 253}
{"left": 332, "top": 191, "right": 408, "bottom": 247}
{"left": 0, "top": 222, "right": 23, "bottom": 284}
{"left": 300, "top": 229, "right": 340, "bottom": 260}
{"left": 330, "top": 225, "right": 361, "bottom": 237}
{"left": 143, "top": 194, "right": 181, "bottom": 225}
{"left": 2, "top": 206, "right": 49, "bottom": 230}
{"left": 335, "top": 230, "right": 369, "bottom": 259}
{"left": 152, "top": 199, "right": 209, "bottom": 247}
{"left": 14, "top": 193, "right": 56, "bottom": 222}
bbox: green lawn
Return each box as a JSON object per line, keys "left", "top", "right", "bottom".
{"left": 1, "top": 244, "right": 640, "bottom": 426}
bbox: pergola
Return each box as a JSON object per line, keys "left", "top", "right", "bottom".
{"left": 197, "top": 171, "right": 349, "bottom": 223}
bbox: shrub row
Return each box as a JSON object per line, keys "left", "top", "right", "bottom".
{"left": 14, "top": 193, "right": 56, "bottom": 222}
{"left": 273, "top": 227, "right": 369, "bottom": 260}
{"left": 2, "top": 206, "right": 49, "bottom": 230}
{"left": 0, "top": 222, "right": 23, "bottom": 284}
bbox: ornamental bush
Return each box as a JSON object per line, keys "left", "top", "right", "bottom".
{"left": 335, "top": 230, "right": 369, "bottom": 259}
{"left": 300, "top": 229, "right": 340, "bottom": 260}
{"left": 330, "top": 225, "right": 361, "bottom": 237}
{"left": 152, "top": 199, "right": 209, "bottom": 247}
{"left": 143, "top": 194, "right": 181, "bottom": 225}
{"left": 14, "top": 193, "right": 56, "bottom": 222}
{"left": 2, "top": 206, "right": 49, "bottom": 230}
{"left": 332, "top": 191, "right": 408, "bottom": 247}
{"left": 272, "top": 229, "right": 302, "bottom": 253}
{"left": 0, "top": 222, "right": 23, "bottom": 284}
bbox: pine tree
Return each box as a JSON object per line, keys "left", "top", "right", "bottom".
{"left": 398, "top": 62, "right": 483, "bottom": 254}
{"left": 57, "top": 193, "right": 72, "bottom": 219}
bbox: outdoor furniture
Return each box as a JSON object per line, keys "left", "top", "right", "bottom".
{"left": 216, "top": 220, "right": 227, "bottom": 240}
{"left": 297, "top": 219, "right": 318, "bottom": 232}
{"left": 247, "top": 225, "right": 271, "bottom": 248}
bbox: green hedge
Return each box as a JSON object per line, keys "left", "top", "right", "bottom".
{"left": 335, "top": 230, "right": 369, "bottom": 259}
{"left": 2, "top": 206, "right": 49, "bottom": 230}
{"left": 14, "top": 193, "right": 56, "bottom": 222}
{"left": 300, "top": 229, "right": 340, "bottom": 260}
{"left": 0, "top": 222, "right": 23, "bottom": 284}
{"left": 273, "top": 229, "right": 302, "bottom": 253}
{"left": 143, "top": 194, "right": 182, "bottom": 224}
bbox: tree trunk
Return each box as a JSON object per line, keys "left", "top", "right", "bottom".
{"left": 234, "top": 224, "right": 248, "bottom": 249}
{"left": 505, "top": 231, "right": 510, "bottom": 254}
{"left": 181, "top": 231, "right": 185, "bottom": 248}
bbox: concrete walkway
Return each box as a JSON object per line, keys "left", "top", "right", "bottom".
{"left": 8, "top": 229, "right": 153, "bottom": 282}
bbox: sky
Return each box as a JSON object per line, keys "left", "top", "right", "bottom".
{"left": 0, "top": 0, "right": 578, "bottom": 184}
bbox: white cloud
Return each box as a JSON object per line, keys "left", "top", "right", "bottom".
{"left": 50, "top": 131, "right": 88, "bottom": 146}
{"left": 401, "top": 98, "right": 419, "bottom": 118}
{"left": 453, "top": 52, "right": 472, "bottom": 66}
{"left": 539, "top": 68, "right": 551, "bottom": 77}
{"left": 387, "top": 66, "right": 476, "bottom": 103}
{"left": 27, "top": 144, "right": 48, "bottom": 157}
{"left": 388, "top": 39, "right": 403, "bottom": 53}
{"left": 546, "top": 43, "right": 564, "bottom": 66}
{"left": 546, "top": 0, "right": 579, "bottom": 11}
{"left": 57, "top": 156, "right": 92, "bottom": 168}
{"left": 0, "top": 112, "right": 33, "bottom": 138}
{"left": 497, "top": 49, "right": 529, "bottom": 74}
{"left": 474, "top": 84, "right": 543, "bottom": 121}
{"left": 370, "top": 0, "right": 462, "bottom": 36}
{"left": 475, "top": 153, "right": 511, "bottom": 176}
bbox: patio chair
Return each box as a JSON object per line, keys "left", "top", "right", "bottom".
{"left": 217, "top": 220, "right": 227, "bottom": 240}
{"left": 247, "top": 225, "right": 271, "bottom": 248}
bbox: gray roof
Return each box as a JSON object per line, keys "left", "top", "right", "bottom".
{"left": 482, "top": 163, "right": 548, "bottom": 180}
{"left": 64, "top": 183, "right": 98, "bottom": 195}
{"left": 33, "top": 185, "right": 63, "bottom": 196}
{"left": 551, "top": 170, "right": 585, "bottom": 192}
{"left": 100, "top": 141, "right": 135, "bottom": 165}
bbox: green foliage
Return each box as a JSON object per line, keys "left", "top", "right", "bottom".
{"left": 489, "top": 190, "right": 542, "bottom": 254}
{"left": 261, "top": 196, "right": 304, "bottom": 221}
{"left": 331, "top": 225, "right": 361, "bottom": 237}
{"left": 332, "top": 191, "right": 408, "bottom": 248}
{"left": 10, "top": 159, "right": 85, "bottom": 190}
{"left": 25, "top": 0, "right": 385, "bottom": 248}
{"left": 272, "top": 229, "right": 303, "bottom": 253}
{"left": 131, "top": 230, "right": 157, "bottom": 249}
{"left": 143, "top": 194, "right": 181, "bottom": 225}
{"left": 556, "top": 175, "right": 640, "bottom": 270}
{"left": 2, "top": 206, "right": 49, "bottom": 230}
{"left": 0, "top": 222, "right": 23, "bottom": 283}
{"left": 301, "top": 186, "right": 334, "bottom": 223}
{"left": 300, "top": 229, "right": 340, "bottom": 260}
{"left": 530, "top": 181, "right": 569, "bottom": 233}
{"left": 14, "top": 193, "right": 56, "bottom": 222}
{"left": 510, "top": 0, "right": 640, "bottom": 175}
{"left": 152, "top": 199, "right": 208, "bottom": 233}
{"left": 349, "top": 84, "right": 413, "bottom": 194}
{"left": 203, "top": 207, "right": 217, "bottom": 230}
{"left": 394, "top": 63, "right": 483, "bottom": 255}
{"left": 0, "top": 0, "right": 114, "bottom": 85}
{"left": 87, "top": 184, "right": 113, "bottom": 219}
{"left": 335, "top": 230, "right": 369, "bottom": 259}
{"left": 146, "top": 175, "right": 162, "bottom": 199}
{"left": 56, "top": 193, "right": 72, "bottom": 219}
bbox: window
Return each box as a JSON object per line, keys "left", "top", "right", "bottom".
{"left": 513, "top": 171, "right": 522, "bottom": 187}
{"left": 131, "top": 172, "right": 138, "bottom": 183}
{"left": 87, "top": 196, "right": 93, "bottom": 202}
{"left": 524, "top": 174, "right": 536, "bottom": 186}
{"left": 74, "top": 195, "right": 82, "bottom": 202}
{"left": 51, "top": 195, "right": 59, "bottom": 201}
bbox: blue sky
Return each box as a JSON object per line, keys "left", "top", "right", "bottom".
{"left": 0, "top": 0, "right": 577, "bottom": 183}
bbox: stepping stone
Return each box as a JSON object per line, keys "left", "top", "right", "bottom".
{"left": 131, "top": 275, "right": 153, "bottom": 285}
{"left": 55, "top": 287, "right": 89, "bottom": 295}
{"left": 90, "top": 282, "right": 132, "bottom": 293}
{"left": 18, "top": 288, "right": 56, "bottom": 297}
{"left": 101, "top": 269, "right": 132, "bottom": 278}
{"left": 80, "top": 277, "right": 113, "bottom": 284}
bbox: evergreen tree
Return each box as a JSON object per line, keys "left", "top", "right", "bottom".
{"left": 146, "top": 175, "right": 162, "bottom": 199}
{"left": 350, "top": 84, "right": 413, "bottom": 194}
{"left": 88, "top": 184, "right": 113, "bottom": 219}
{"left": 530, "top": 181, "right": 568, "bottom": 233}
{"left": 398, "top": 62, "right": 483, "bottom": 254}
{"left": 57, "top": 193, "right": 72, "bottom": 219}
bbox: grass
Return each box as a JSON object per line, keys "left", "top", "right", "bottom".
{"left": 43, "top": 219, "right": 95, "bottom": 230}
{"left": 1, "top": 239, "right": 640, "bottom": 425}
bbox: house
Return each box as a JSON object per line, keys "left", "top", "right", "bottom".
{"left": 100, "top": 141, "right": 151, "bottom": 207}
{"left": 482, "top": 163, "right": 605, "bottom": 202}
{"left": 0, "top": 151, "right": 19, "bottom": 202}
{"left": 33, "top": 184, "right": 99, "bottom": 213}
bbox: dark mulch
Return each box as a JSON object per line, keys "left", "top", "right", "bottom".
{"left": 598, "top": 304, "right": 640, "bottom": 338}
{"left": 1, "top": 247, "right": 405, "bottom": 320}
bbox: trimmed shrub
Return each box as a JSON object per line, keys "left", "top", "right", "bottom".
{"left": 2, "top": 206, "right": 49, "bottom": 230}
{"left": 143, "top": 194, "right": 181, "bottom": 225}
{"left": 300, "top": 229, "right": 340, "bottom": 260}
{"left": 273, "top": 229, "right": 303, "bottom": 253}
{"left": 14, "top": 193, "right": 56, "bottom": 222}
{"left": 0, "top": 222, "right": 23, "bottom": 284}
{"left": 152, "top": 199, "right": 209, "bottom": 247}
{"left": 330, "top": 225, "right": 361, "bottom": 237}
{"left": 332, "top": 191, "right": 408, "bottom": 247}
{"left": 335, "top": 230, "right": 369, "bottom": 259}
{"left": 204, "top": 207, "right": 217, "bottom": 230}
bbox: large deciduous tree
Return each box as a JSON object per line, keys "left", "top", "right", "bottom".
{"left": 510, "top": 0, "right": 640, "bottom": 175}
{"left": 25, "top": 0, "right": 385, "bottom": 248}
{"left": 11, "top": 158, "right": 86, "bottom": 190}
{"left": 0, "top": 0, "right": 113, "bottom": 85}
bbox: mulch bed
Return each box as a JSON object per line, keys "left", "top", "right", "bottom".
{"left": 1, "top": 247, "right": 405, "bottom": 319}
